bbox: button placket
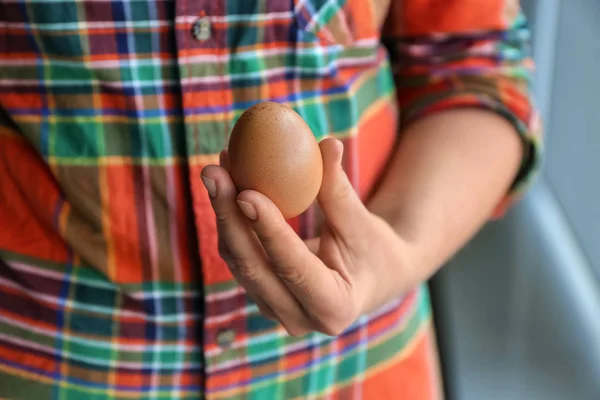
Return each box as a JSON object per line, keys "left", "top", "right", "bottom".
{"left": 192, "top": 17, "right": 211, "bottom": 42}
{"left": 177, "top": 2, "right": 239, "bottom": 387}
{"left": 216, "top": 328, "right": 236, "bottom": 349}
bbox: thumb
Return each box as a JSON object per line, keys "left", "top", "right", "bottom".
{"left": 317, "top": 138, "right": 367, "bottom": 234}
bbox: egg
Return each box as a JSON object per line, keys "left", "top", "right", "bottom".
{"left": 228, "top": 102, "right": 323, "bottom": 219}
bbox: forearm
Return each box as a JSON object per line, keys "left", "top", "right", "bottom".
{"left": 367, "top": 108, "right": 523, "bottom": 283}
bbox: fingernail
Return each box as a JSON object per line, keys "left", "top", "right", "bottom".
{"left": 237, "top": 200, "right": 257, "bottom": 220}
{"left": 201, "top": 175, "right": 217, "bottom": 198}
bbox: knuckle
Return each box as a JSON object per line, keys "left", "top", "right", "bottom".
{"left": 313, "top": 304, "right": 358, "bottom": 337}
{"left": 315, "top": 319, "right": 347, "bottom": 337}
{"left": 333, "top": 184, "right": 354, "bottom": 204}
{"left": 274, "top": 264, "right": 307, "bottom": 285}
{"left": 230, "top": 259, "right": 260, "bottom": 282}
{"left": 284, "top": 325, "right": 309, "bottom": 338}
{"left": 259, "top": 217, "right": 287, "bottom": 246}
{"left": 323, "top": 181, "right": 355, "bottom": 207}
{"left": 215, "top": 212, "right": 230, "bottom": 223}
{"left": 315, "top": 319, "right": 347, "bottom": 336}
{"left": 218, "top": 242, "right": 230, "bottom": 260}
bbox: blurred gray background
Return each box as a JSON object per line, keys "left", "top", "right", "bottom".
{"left": 430, "top": 1, "right": 600, "bottom": 399}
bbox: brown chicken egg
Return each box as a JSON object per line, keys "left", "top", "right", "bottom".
{"left": 228, "top": 102, "right": 323, "bottom": 219}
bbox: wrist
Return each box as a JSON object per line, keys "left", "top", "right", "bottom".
{"left": 366, "top": 200, "right": 441, "bottom": 290}
{"left": 359, "top": 212, "right": 425, "bottom": 314}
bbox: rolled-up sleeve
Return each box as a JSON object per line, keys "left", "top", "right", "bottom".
{"left": 382, "top": 0, "right": 543, "bottom": 217}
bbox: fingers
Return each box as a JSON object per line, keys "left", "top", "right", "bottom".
{"left": 203, "top": 139, "right": 365, "bottom": 336}
{"left": 317, "top": 138, "right": 368, "bottom": 235}
{"left": 219, "top": 148, "right": 229, "bottom": 170}
{"left": 304, "top": 237, "right": 320, "bottom": 255}
{"left": 201, "top": 165, "right": 312, "bottom": 334}
{"left": 236, "top": 188, "right": 354, "bottom": 326}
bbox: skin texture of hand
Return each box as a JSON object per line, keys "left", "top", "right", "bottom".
{"left": 201, "top": 138, "right": 414, "bottom": 337}
{"left": 201, "top": 108, "right": 524, "bottom": 337}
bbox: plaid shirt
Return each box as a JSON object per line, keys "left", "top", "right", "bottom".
{"left": 0, "top": 0, "right": 541, "bottom": 399}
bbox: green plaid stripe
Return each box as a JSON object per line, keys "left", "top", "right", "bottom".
{"left": 0, "top": 0, "right": 541, "bottom": 398}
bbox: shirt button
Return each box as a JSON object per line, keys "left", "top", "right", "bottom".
{"left": 216, "top": 328, "right": 236, "bottom": 348}
{"left": 192, "top": 17, "right": 211, "bottom": 42}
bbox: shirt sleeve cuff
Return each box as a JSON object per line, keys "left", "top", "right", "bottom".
{"left": 398, "top": 80, "right": 544, "bottom": 219}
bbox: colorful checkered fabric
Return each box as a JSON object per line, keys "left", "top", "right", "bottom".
{"left": 0, "top": 0, "right": 541, "bottom": 399}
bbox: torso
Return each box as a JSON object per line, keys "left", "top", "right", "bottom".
{"left": 0, "top": 1, "right": 441, "bottom": 398}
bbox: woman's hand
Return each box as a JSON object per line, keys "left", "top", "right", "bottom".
{"left": 201, "top": 138, "right": 415, "bottom": 337}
